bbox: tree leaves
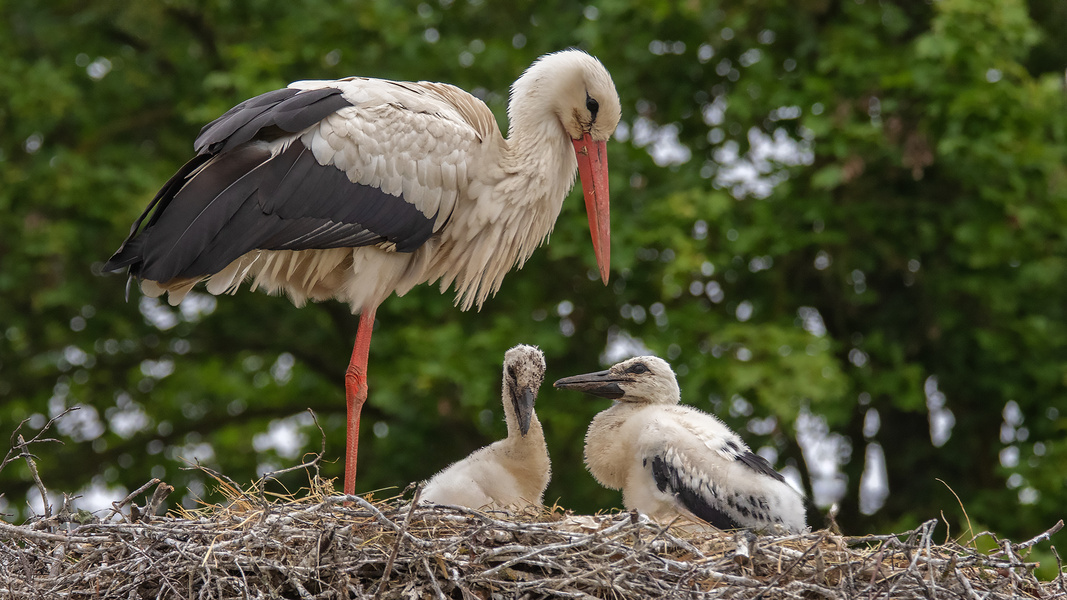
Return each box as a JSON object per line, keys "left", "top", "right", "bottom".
{"left": 1, "top": 0, "right": 1064, "bottom": 552}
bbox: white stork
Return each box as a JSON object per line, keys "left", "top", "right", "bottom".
{"left": 420, "top": 344, "right": 550, "bottom": 509}
{"left": 102, "top": 50, "right": 620, "bottom": 496}
{"left": 554, "top": 356, "right": 807, "bottom": 534}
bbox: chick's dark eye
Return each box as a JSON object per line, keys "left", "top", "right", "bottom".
{"left": 586, "top": 95, "right": 599, "bottom": 120}
{"left": 627, "top": 363, "right": 648, "bottom": 375}
{"left": 507, "top": 365, "right": 518, "bottom": 379}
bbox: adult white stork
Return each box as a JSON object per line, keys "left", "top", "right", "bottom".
{"left": 420, "top": 344, "right": 550, "bottom": 509}
{"left": 554, "top": 356, "right": 807, "bottom": 534}
{"left": 102, "top": 50, "right": 621, "bottom": 496}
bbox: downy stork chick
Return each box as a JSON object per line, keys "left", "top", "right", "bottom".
{"left": 554, "top": 356, "right": 807, "bottom": 534}
{"left": 421, "top": 344, "right": 550, "bottom": 510}
{"left": 102, "top": 50, "right": 620, "bottom": 496}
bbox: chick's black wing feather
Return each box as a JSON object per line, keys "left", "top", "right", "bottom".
{"left": 648, "top": 454, "right": 744, "bottom": 531}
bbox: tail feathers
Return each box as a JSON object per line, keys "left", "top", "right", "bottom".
{"left": 102, "top": 236, "right": 145, "bottom": 274}
{"left": 140, "top": 278, "right": 199, "bottom": 306}
{"left": 101, "top": 153, "right": 214, "bottom": 275}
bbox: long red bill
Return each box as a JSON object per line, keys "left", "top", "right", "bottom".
{"left": 572, "top": 132, "right": 611, "bottom": 284}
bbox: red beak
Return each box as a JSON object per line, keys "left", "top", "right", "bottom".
{"left": 572, "top": 132, "right": 611, "bottom": 284}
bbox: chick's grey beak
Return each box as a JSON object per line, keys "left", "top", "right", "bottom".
{"left": 510, "top": 383, "right": 536, "bottom": 436}
{"left": 553, "top": 369, "right": 625, "bottom": 400}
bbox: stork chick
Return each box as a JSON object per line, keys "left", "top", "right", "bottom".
{"left": 554, "top": 356, "right": 807, "bottom": 534}
{"left": 421, "top": 345, "right": 550, "bottom": 510}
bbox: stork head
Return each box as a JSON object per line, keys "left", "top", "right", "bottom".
{"left": 553, "top": 356, "right": 680, "bottom": 406}
{"left": 511, "top": 50, "right": 621, "bottom": 285}
{"left": 503, "top": 344, "right": 547, "bottom": 436}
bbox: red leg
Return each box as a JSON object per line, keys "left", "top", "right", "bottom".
{"left": 343, "top": 305, "right": 376, "bottom": 496}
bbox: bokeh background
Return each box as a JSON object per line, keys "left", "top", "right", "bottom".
{"left": 2, "top": 0, "right": 1065, "bottom": 568}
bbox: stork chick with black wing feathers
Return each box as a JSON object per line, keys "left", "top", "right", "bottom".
{"left": 554, "top": 356, "right": 807, "bottom": 534}
{"left": 102, "top": 51, "right": 620, "bottom": 496}
{"left": 420, "top": 344, "right": 550, "bottom": 510}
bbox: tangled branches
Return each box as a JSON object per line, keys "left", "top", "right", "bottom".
{"left": 0, "top": 479, "right": 1063, "bottom": 599}
{"left": 0, "top": 412, "right": 1063, "bottom": 598}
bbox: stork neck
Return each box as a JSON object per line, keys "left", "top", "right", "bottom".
{"left": 504, "top": 100, "right": 578, "bottom": 200}
{"left": 583, "top": 406, "right": 637, "bottom": 490}
{"left": 426, "top": 89, "right": 579, "bottom": 313}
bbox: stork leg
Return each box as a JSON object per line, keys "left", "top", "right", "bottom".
{"left": 343, "top": 305, "right": 376, "bottom": 496}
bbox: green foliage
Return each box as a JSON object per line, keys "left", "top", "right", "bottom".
{"left": 1, "top": 0, "right": 1064, "bottom": 555}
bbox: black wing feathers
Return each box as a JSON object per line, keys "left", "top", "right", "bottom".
{"left": 260, "top": 145, "right": 436, "bottom": 252}
{"left": 103, "top": 85, "right": 441, "bottom": 283}
{"left": 736, "top": 451, "right": 787, "bottom": 483}
{"left": 721, "top": 439, "right": 788, "bottom": 483}
{"left": 650, "top": 455, "right": 743, "bottom": 531}
{"left": 138, "top": 144, "right": 274, "bottom": 280}
{"left": 195, "top": 87, "right": 349, "bottom": 154}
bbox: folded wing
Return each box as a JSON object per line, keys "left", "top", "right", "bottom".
{"left": 104, "top": 79, "right": 490, "bottom": 285}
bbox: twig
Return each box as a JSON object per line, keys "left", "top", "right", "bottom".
{"left": 954, "top": 560, "right": 984, "bottom": 600}
{"left": 922, "top": 519, "right": 937, "bottom": 598}
{"left": 144, "top": 481, "right": 175, "bottom": 519}
{"left": 999, "top": 538, "right": 1022, "bottom": 596}
{"left": 19, "top": 435, "right": 51, "bottom": 518}
{"left": 330, "top": 494, "right": 435, "bottom": 548}
{"left": 0, "top": 520, "right": 99, "bottom": 544}
{"left": 937, "top": 478, "right": 975, "bottom": 547}
{"left": 179, "top": 459, "right": 246, "bottom": 509}
{"left": 289, "top": 576, "right": 314, "bottom": 600}
{"left": 256, "top": 409, "right": 327, "bottom": 505}
{"left": 374, "top": 484, "right": 421, "bottom": 599}
{"left": 1052, "top": 545, "right": 1066, "bottom": 597}
{"left": 1013, "top": 520, "right": 1063, "bottom": 552}
{"left": 753, "top": 532, "right": 827, "bottom": 600}
{"left": 104, "top": 478, "right": 161, "bottom": 523}
{"left": 0, "top": 407, "right": 77, "bottom": 475}
{"left": 734, "top": 530, "right": 757, "bottom": 566}
{"left": 421, "top": 556, "right": 448, "bottom": 600}
{"left": 476, "top": 515, "right": 635, "bottom": 578}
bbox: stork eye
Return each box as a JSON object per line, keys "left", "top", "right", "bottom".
{"left": 507, "top": 365, "right": 518, "bottom": 380}
{"left": 626, "top": 363, "right": 648, "bottom": 375}
{"left": 586, "top": 95, "right": 599, "bottom": 121}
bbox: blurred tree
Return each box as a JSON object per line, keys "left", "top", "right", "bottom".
{"left": 1, "top": 0, "right": 1064, "bottom": 555}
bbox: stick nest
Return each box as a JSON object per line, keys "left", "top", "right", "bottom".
{"left": 0, "top": 475, "right": 1064, "bottom": 600}
{"left": 0, "top": 413, "right": 1064, "bottom": 598}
